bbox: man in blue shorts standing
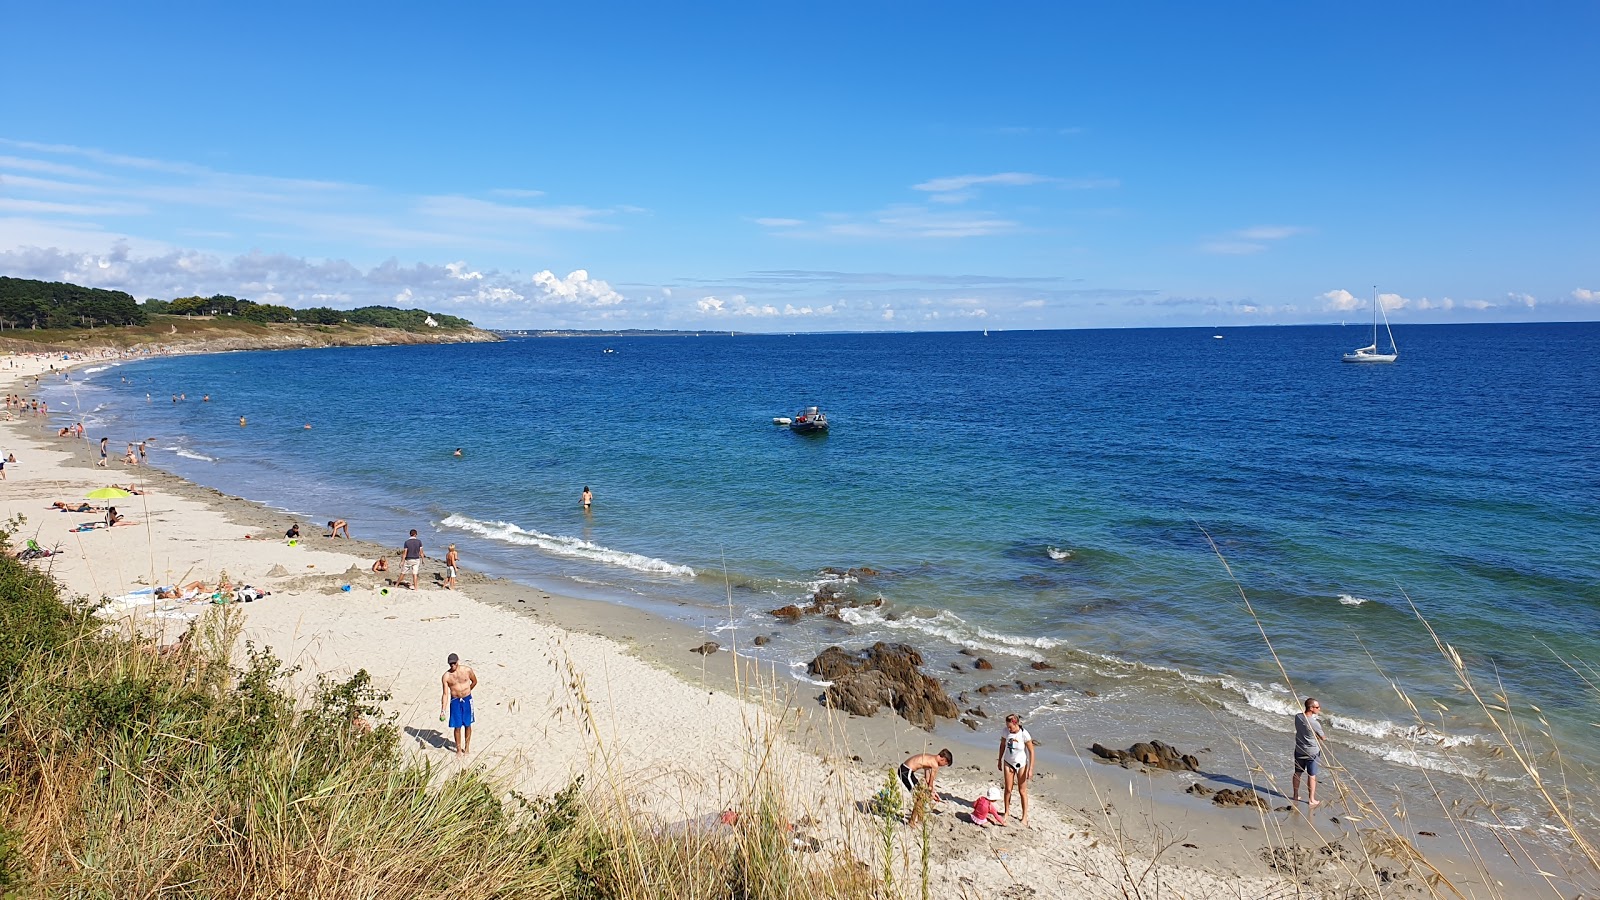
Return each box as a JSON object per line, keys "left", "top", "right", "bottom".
{"left": 441, "top": 652, "right": 477, "bottom": 757}
{"left": 1292, "top": 697, "right": 1328, "bottom": 808}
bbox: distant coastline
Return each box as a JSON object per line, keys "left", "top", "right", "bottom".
{"left": 0, "top": 318, "right": 500, "bottom": 355}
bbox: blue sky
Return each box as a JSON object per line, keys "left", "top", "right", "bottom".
{"left": 1, "top": 2, "right": 1595, "bottom": 330}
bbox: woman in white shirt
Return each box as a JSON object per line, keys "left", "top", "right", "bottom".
{"left": 997, "top": 713, "right": 1035, "bottom": 826}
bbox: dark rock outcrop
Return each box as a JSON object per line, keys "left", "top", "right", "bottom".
{"left": 690, "top": 641, "right": 719, "bottom": 655}
{"left": 1089, "top": 740, "right": 1200, "bottom": 772}
{"left": 807, "top": 642, "right": 959, "bottom": 730}
{"left": 1211, "top": 788, "right": 1266, "bottom": 809}
{"left": 974, "top": 658, "right": 994, "bottom": 670}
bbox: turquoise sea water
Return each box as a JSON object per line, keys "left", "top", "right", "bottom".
{"left": 49, "top": 323, "right": 1600, "bottom": 837}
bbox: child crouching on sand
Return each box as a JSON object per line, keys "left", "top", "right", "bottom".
{"left": 970, "top": 786, "right": 1005, "bottom": 827}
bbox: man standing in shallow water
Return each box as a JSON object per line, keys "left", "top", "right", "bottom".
{"left": 440, "top": 653, "right": 477, "bottom": 757}
{"left": 1292, "top": 697, "right": 1328, "bottom": 808}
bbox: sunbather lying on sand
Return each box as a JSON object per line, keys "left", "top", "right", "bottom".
{"left": 52, "top": 501, "right": 97, "bottom": 512}
{"left": 155, "top": 581, "right": 211, "bottom": 600}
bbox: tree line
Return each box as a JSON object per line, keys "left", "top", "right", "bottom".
{"left": 0, "top": 277, "right": 475, "bottom": 332}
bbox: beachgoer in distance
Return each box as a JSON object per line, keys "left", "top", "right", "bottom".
{"left": 999, "top": 714, "right": 1035, "bottom": 826}
{"left": 371, "top": 557, "right": 389, "bottom": 573}
{"left": 97, "top": 437, "right": 108, "bottom": 468}
{"left": 581, "top": 486, "right": 593, "bottom": 509}
{"left": 285, "top": 523, "right": 300, "bottom": 539}
{"left": 452, "top": 447, "right": 462, "bottom": 457}
{"left": 899, "top": 749, "right": 953, "bottom": 826}
{"left": 326, "top": 519, "right": 351, "bottom": 538}
{"left": 402, "top": 529, "right": 425, "bottom": 590}
{"left": 444, "top": 544, "right": 459, "bottom": 590}
{"left": 239, "top": 416, "right": 246, "bottom": 427}
{"left": 137, "top": 441, "right": 147, "bottom": 463}
{"left": 1292, "top": 697, "right": 1328, "bottom": 809}
{"left": 105, "top": 507, "right": 124, "bottom": 527}
{"left": 440, "top": 652, "right": 477, "bottom": 756}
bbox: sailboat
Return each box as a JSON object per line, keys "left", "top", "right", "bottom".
{"left": 1342, "top": 286, "right": 1398, "bottom": 363}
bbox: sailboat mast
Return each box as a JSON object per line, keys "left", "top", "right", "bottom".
{"left": 1371, "top": 285, "right": 1378, "bottom": 346}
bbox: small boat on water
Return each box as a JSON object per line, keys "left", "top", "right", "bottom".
{"left": 790, "top": 406, "right": 829, "bottom": 434}
{"left": 1342, "top": 286, "right": 1399, "bottom": 363}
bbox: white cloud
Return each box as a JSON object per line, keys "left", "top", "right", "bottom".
{"left": 1202, "top": 241, "right": 1268, "bottom": 255}
{"left": 754, "top": 217, "right": 803, "bottom": 227}
{"left": 1236, "top": 225, "right": 1308, "bottom": 240}
{"left": 814, "top": 205, "right": 1018, "bottom": 239}
{"left": 1202, "top": 225, "right": 1309, "bottom": 255}
{"left": 914, "top": 172, "right": 1051, "bottom": 193}
{"left": 0, "top": 140, "right": 625, "bottom": 259}
{"left": 1507, "top": 291, "right": 1536, "bottom": 308}
{"left": 911, "top": 172, "right": 1117, "bottom": 204}
{"left": 530, "top": 269, "right": 624, "bottom": 307}
{"left": 1573, "top": 288, "right": 1600, "bottom": 304}
{"left": 1465, "top": 299, "right": 1492, "bottom": 310}
{"left": 1319, "top": 289, "right": 1363, "bottom": 312}
{"left": 1020, "top": 299, "right": 1045, "bottom": 308}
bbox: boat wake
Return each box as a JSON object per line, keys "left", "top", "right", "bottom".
{"left": 440, "top": 514, "right": 696, "bottom": 578}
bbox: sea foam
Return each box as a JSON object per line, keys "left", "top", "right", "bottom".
{"left": 834, "top": 606, "right": 1061, "bottom": 661}
{"left": 441, "top": 514, "right": 695, "bottom": 578}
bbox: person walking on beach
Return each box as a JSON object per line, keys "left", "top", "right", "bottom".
{"left": 444, "top": 544, "right": 459, "bottom": 590}
{"left": 97, "top": 437, "right": 108, "bottom": 468}
{"left": 998, "top": 714, "right": 1036, "bottom": 826}
{"left": 899, "top": 749, "right": 953, "bottom": 826}
{"left": 402, "top": 529, "right": 425, "bottom": 590}
{"left": 581, "top": 486, "right": 593, "bottom": 509}
{"left": 440, "top": 652, "right": 477, "bottom": 757}
{"left": 1292, "top": 697, "right": 1328, "bottom": 809}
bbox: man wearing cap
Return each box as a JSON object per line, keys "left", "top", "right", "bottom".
{"left": 440, "top": 652, "right": 478, "bottom": 756}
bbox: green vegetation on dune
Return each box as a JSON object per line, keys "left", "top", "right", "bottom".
{"left": 0, "top": 277, "right": 475, "bottom": 335}
{"left": 0, "top": 523, "right": 874, "bottom": 899}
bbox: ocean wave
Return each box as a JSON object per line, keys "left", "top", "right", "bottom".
{"left": 1337, "top": 593, "right": 1370, "bottom": 606}
{"left": 82, "top": 365, "right": 111, "bottom": 374}
{"left": 833, "top": 606, "right": 1060, "bottom": 661}
{"left": 172, "top": 448, "right": 216, "bottom": 462}
{"left": 1046, "top": 546, "right": 1073, "bottom": 561}
{"left": 440, "top": 513, "right": 695, "bottom": 578}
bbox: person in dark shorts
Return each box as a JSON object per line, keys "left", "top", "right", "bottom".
{"left": 1292, "top": 697, "right": 1328, "bottom": 808}
{"left": 898, "top": 749, "right": 953, "bottom": 825}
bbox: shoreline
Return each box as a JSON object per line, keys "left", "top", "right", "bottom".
{"left": 1, "top": 348, "right": 1575, "bottom": 897}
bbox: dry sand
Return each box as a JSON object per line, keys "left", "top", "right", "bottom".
{"left": 0, "top": 350, "right": 1553, "bottom": 898}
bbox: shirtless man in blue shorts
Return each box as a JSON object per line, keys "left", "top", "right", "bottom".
{"left": 440, "top": 653, "right": 478, "bottom": 757}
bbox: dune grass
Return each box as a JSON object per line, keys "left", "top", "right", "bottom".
{"left": 0, "top": 538, "right": 877, "bottom": 899}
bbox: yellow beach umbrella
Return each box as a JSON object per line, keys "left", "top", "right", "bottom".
{"left": 85, "top": 487, "right": 133, "bottom": 500}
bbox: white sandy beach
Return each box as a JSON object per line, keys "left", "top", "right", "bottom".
{"left": 1, "top": 350, "right": 1556, "bottom": 898}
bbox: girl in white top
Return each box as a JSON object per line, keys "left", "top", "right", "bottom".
{"left": 997, "top": 714, "right": 1035, "bottom": 826}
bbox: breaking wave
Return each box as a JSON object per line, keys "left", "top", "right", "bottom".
{"left": 833, "top": 606, "right": 1061, "bottom": 661}
{"left": 440, "top": 513, "right": 695, "bottom": 578}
